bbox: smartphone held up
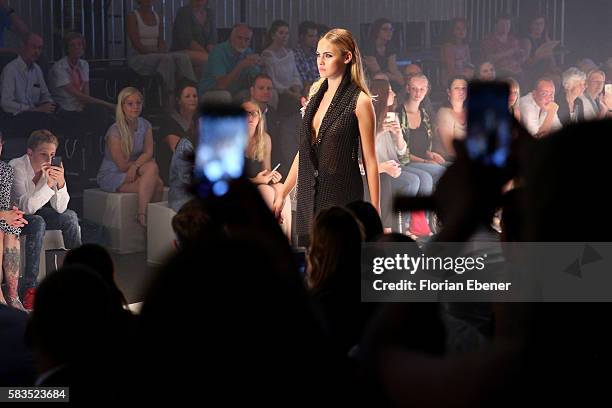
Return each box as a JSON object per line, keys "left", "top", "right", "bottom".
{"left": 195, "top": 103, "right": 248, "bottom": 198}
{"left": 465, "top": 81, "right": 512, "bottom": 169}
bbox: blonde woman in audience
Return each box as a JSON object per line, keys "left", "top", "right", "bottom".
{"left": 508, "top": 77, "right": 521, "bottom": 122}
{"left": 242, "top": 100, "right": 291, "bottom": 240}
{"left": 436, "top": 75, "right": 468, "bottom": 160}
{"left": 97, "top": 87, "right": 164, "bottom": 227}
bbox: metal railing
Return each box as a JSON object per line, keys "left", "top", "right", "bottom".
{"left": 4, "top": 0, "right": 565, "bottom": 62}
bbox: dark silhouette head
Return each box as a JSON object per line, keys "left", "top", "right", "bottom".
{"left": 346, "top": 200, "right": 384, "bottom": 241}
{"left": 64, "top": 244, "right": 127, "bottom": 306}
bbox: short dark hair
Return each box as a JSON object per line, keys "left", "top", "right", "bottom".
{"left": 298, "top": 21, "right": 318, "bottom": 37}
{"left": 63, "top": 31, "right": 85, "bottom": 54}
{"left": 172, "top": 199, "right": 211, "bottom": 248}
{"left": 251, "top": 73, "right": 273, "bottom": 87}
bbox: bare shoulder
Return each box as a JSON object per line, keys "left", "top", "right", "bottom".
{"left": 356, "top": 91, "right": 374, "bottom": 112}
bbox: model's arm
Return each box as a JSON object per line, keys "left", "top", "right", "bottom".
{"left": 356, "top": 92, "right": 380, "bottom": 213}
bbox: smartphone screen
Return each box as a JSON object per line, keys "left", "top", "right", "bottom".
{"left": 51, "top": 156, "right": 62, "bottom": 167}
{"left": 195, "top": 103, "right": 247, "bottom": 197}
{"left": 466, "top": 81, "right": 512, "bottom": 168}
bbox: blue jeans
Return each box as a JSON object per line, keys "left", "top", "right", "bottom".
{"left": 20, "top": 207, "right": 82, "bottom": 290}
{"left": 403, "top": 166, "right": 434, "bottom": 196}
{"left": 407, "top": 162, "right": 446, "bottom": 188}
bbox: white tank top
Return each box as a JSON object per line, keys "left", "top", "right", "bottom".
{"left": 130, "top": 9, "right": 159, "bottom": 55}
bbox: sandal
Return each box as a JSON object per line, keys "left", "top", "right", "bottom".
{"left": 7, "top": 297, "right": 26, "bottom": 312}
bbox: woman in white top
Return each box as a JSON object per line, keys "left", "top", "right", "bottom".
{"left": 261, "top": 20, "right": 303, "bottom": 111}
{"left": 435, "top": 75, "right": 468, "bottom": 160}
{"left": 126, "top": 0, "right": 196, "bottom": 108}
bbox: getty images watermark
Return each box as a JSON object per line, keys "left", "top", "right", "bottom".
{"left": 361, "top": 242, "right": 612, "bottom": 302}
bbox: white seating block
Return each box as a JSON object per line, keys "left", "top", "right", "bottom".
{"left": 146, "top": 201, "right": 177, "bottom": 265}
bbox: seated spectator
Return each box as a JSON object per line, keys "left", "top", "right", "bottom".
{"left": 440, "top": 18, "right": 472, "bottom": 85}
{"left": 476, "top": 60, "right": 496, "bottom": 80}
{"left": 199, "top": 23, "right": 262, "bottom": 103}
{"left": 0, "top": 132, "right": 27, "bottom": 311}
{"left": 166, "top": 85, "right": 198, "bottom": 213}
{"left": 126, "top": 0, "right": 196, "bottom": 109}
{"left": 0, "top": 33, "right": 60, "bottom": 140}
{"left": 397, "top": 74, "right": 446, "bottom": 235}
{"left": 481, "top": 14, "right": 526, "bottom": 78}
{"left": 49, "top": 32, "right": 115, "bottom": 139}
{"left": 557, "top": 67, "right": 586, "bottom": 125}
{"left": 63, "top": 244, "right": 129, "bottom": 309}
{"left": 520, "top": 15, "right": 558, "bottom": 89}
{"left": 306, "top": 206, "right": 373, "bottom": 355}
{"left": 170, "top": 0, "right": 217, "bottom": 75}
{"left": 605, "top": 58, "right": 612, "bottom": 84}
{"left": 242, "top": 101, "right": 291, "bottom": 239}
{"left": 262, "top": 20, "right": 303, "bottom": 113}
{"left": 363, "top": 18, "right": 404, "bottom": 87}
{"left": 402, "top": 63, "right": 423, "bottom": 84}
{"left": 293, "top": 21, "right": 319, "bottom": 87}
{"left": 576, "top": 58, "right": 598, "bottom": 76}
{"left": 250, "top": 73, "right": 274, "bottom": 120}
{"left": 0, "top": 0, "right": 28, "bottom": 66}
{"left": 436, "top": 75, "right": 468, "bottom": 159}
{"left": 508, "top": 77, "right": 521, "bottom": 122}
{"left": 97, "top": 87, "right": 164, "bottom": 227}
{"left": 579, "top": 69, "right": 610, "bottom": 120}
{"left": 250, "top": 73, "right": 300, "bottom": 182}
{"left": 158, "top": 81, "right": 198, "bottom": 185}
{"left": 316, "top": 23, "right": 330, "bottom": 38}
{"left": 370, "top": 79, "right": 420, "bottom": 233}
{"left": 519, "top": 77, "right": 562, "bottom": 137}
{"left": 171, "top": 198, "right": 212, "bottom": 249}
{"left": 10, "top": 130, "right": 81, "bottom": 311}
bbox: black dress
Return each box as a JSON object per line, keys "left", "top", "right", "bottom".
{"left": 296, "top": 73, "right": 363, "bottom": 247}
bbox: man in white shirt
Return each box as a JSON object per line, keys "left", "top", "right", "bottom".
{"left": 0, "top": 33, "right": 60, "bottom": 143}
{"left": 519, "top": 77, "right": 562, "bottom": 137}
{"left": 11, "top": 130, "right": 81, "bottom": 311}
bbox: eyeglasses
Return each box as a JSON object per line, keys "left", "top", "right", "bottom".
{"left": 246, "top": 110, "right": 260, "bottom": 118}
{"left": 381, "top": 26, "right": 394, "bottom": 32}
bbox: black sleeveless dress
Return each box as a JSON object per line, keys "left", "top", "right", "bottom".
{"left": 296, "top": 73, "right": 363, "bottom": 247}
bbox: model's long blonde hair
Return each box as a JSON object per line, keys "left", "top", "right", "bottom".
{"left": 308, "top": 28, "right": 371, "bottom": 101}
{"left": 115, "top": 87, "right": 144, "bottom": 157}
{"left": 243, "top": 101, "right": 267, "bottom": 162}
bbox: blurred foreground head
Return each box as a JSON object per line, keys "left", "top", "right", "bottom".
{"left": 523, "top": 119, "right": 612, "bottom": 241}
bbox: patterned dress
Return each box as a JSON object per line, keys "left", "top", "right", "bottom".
{"left": 296, "top": 73, "right": 363, "bottom": 247}
{"left": 0, "top": 161, "right": 21, "bottom": 236}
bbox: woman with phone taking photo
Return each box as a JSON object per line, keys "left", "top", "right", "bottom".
{"left": 274, "top": 28, "right": 379, "bottom": 247}
{"left": 242, "top": 100, "right": 291, "bottom": 239}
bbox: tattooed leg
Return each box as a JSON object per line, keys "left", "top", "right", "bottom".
{"left": 3, "top": 233, "right": 20, "bottom": 300}
{"left": 0, "top": 232, "right": 5, "bottom": 304}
